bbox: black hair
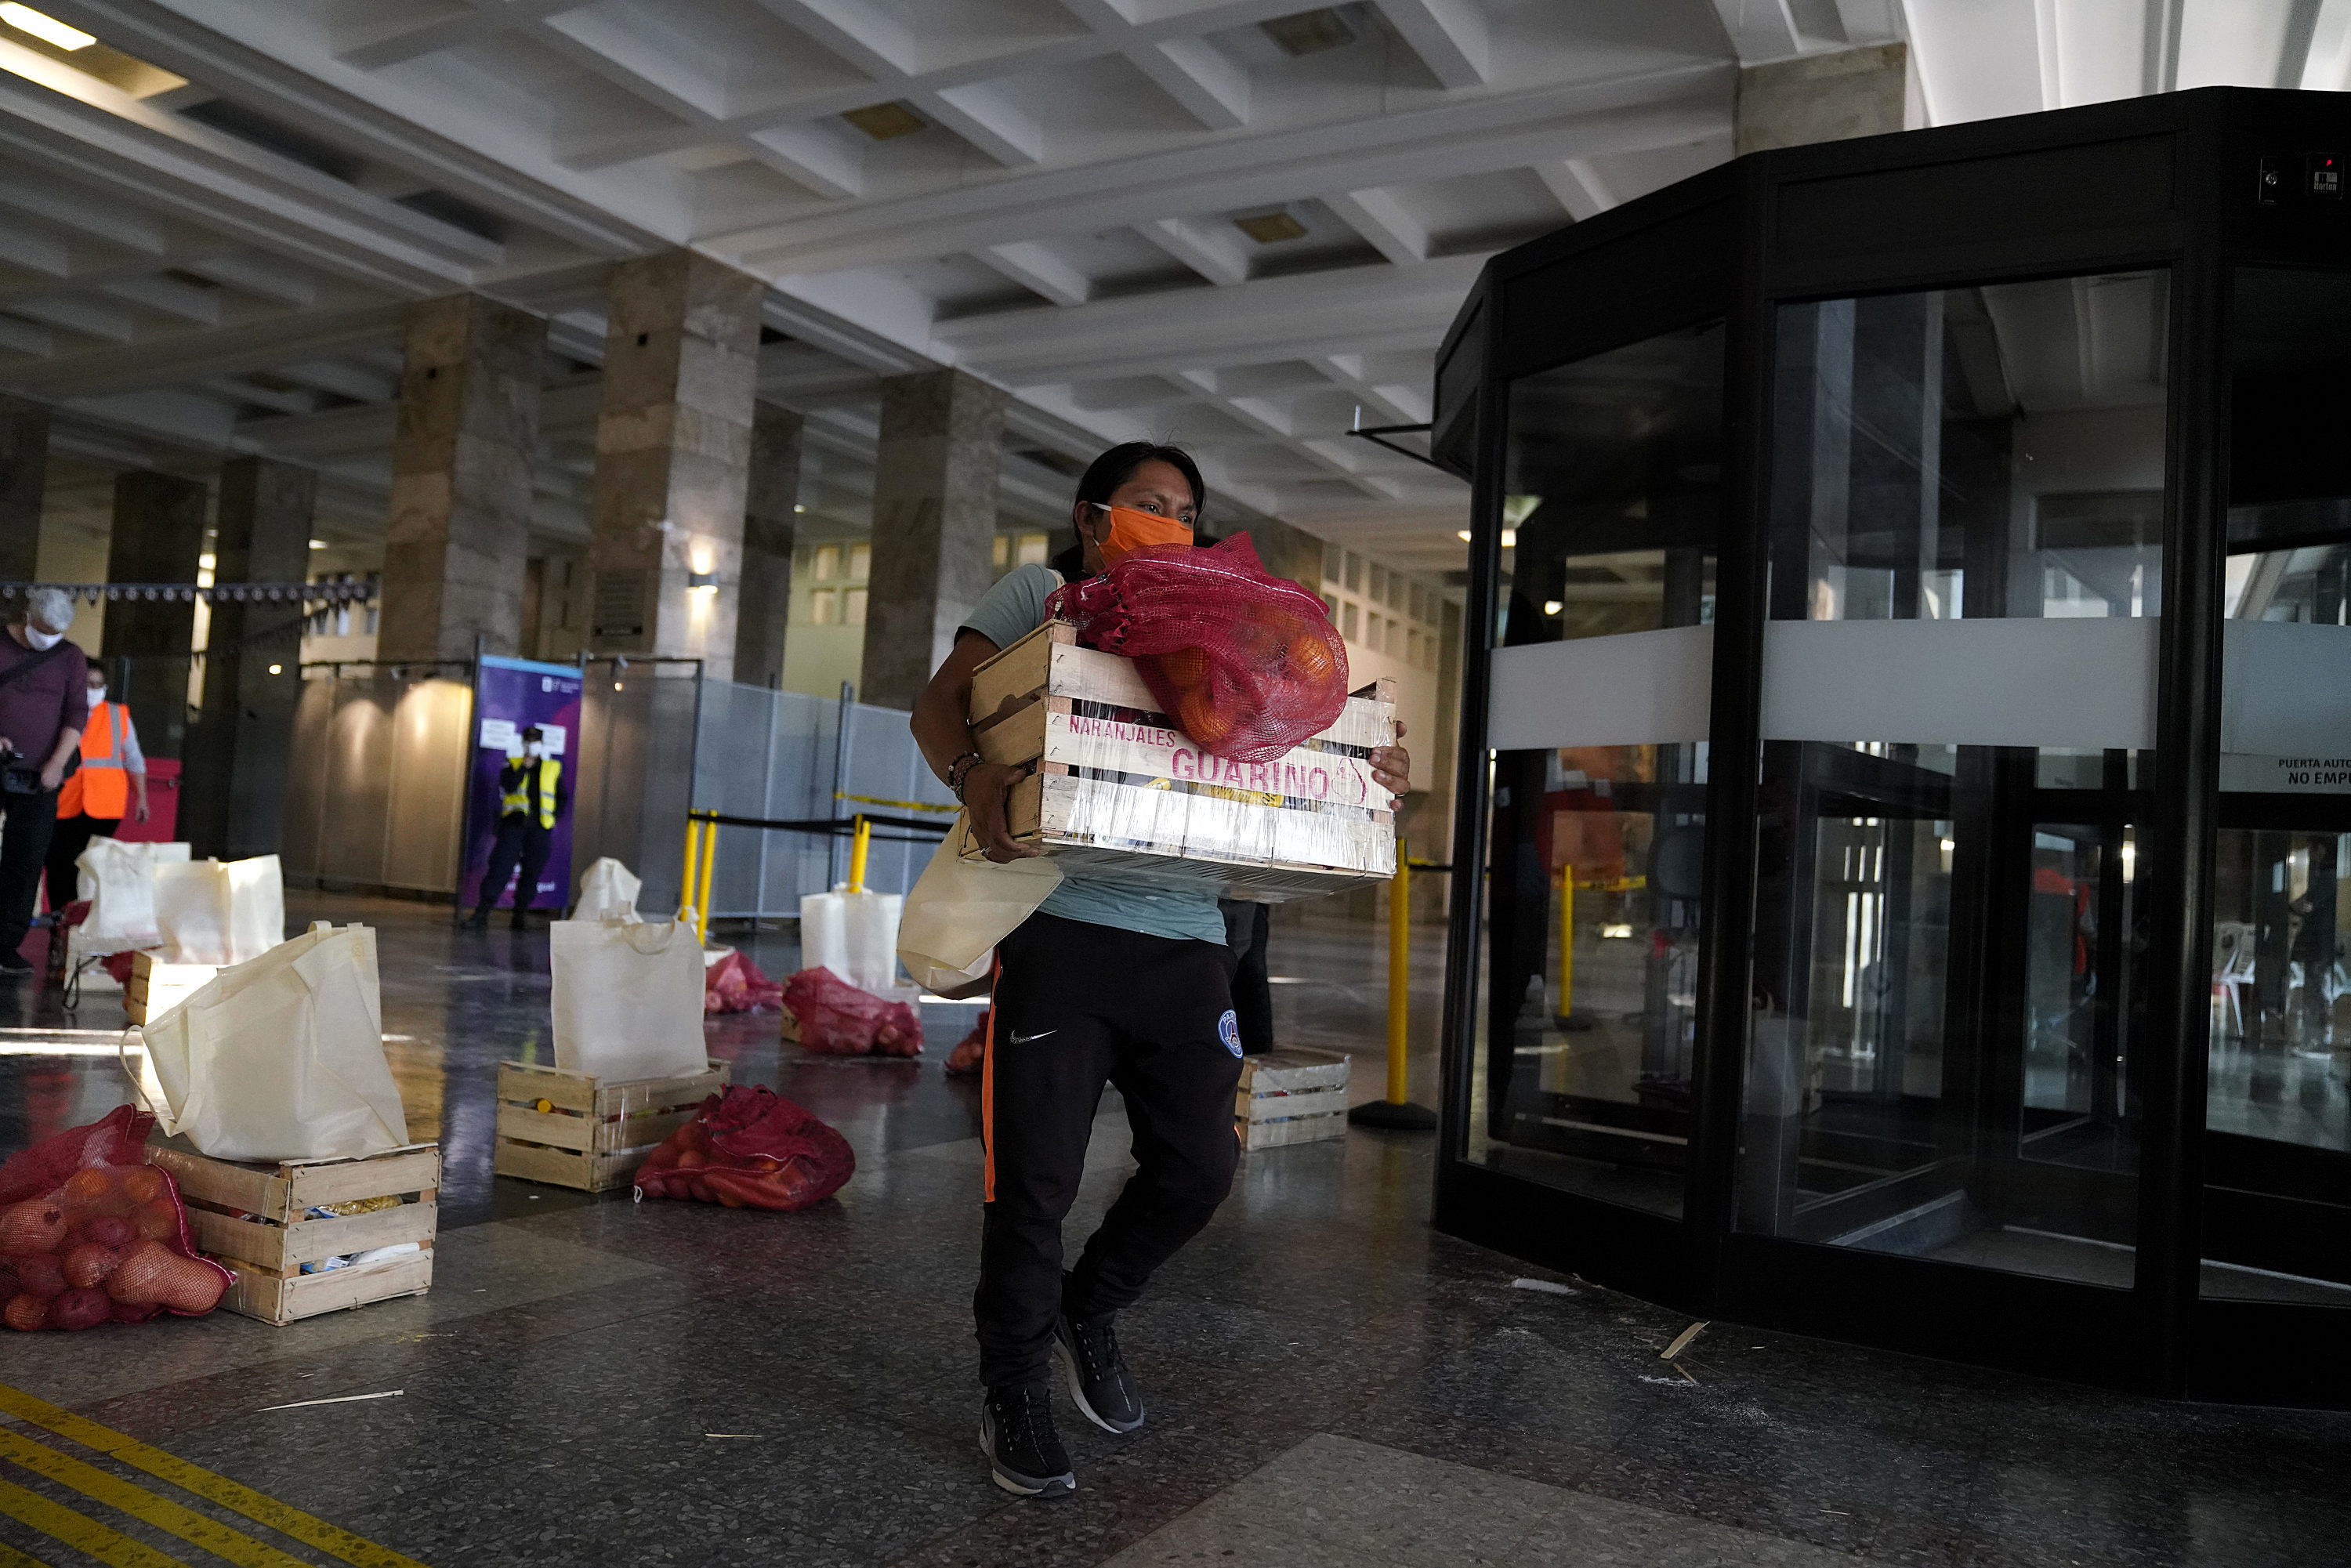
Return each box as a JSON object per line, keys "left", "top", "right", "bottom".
{"left": 1073, "top": 440, "right": 1205, "bottom": 519}
{"left": 1054, "top": 441, "right": 1208, "bottom": 580}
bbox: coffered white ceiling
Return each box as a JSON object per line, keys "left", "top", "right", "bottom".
{"left": 0, "top": 0, "right": 2337, "bottom": 575}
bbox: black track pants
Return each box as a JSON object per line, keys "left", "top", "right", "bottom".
{"left": 976, "top": 911, "right": 1243, "bottom": 1389}
{"left": 476, "top": 818, "right": 552, "bottom": 915}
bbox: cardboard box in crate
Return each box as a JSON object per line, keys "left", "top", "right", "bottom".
{"left": 1237, "top": 1048, "right": 1350, "bottom": 1150}
{"left": 125, "top": 952, "right": 219, "bottom": 1024}
{"left": 967, "top": 621, "right": 1396, "bottom": 901}
{"left": 493, "top": 1059, "right": 729, "bottom": 1192}
{"left": 146, "top": 1135, "right": 439, "bottom": 1326}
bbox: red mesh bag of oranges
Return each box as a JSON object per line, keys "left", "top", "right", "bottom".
{"left": 0, "top": 1106, "right": 232, "bottom": 1331}
{"left": 1045, "top": 533, "right": 1349, "bottom": 765}
{"left": 632, "top": 1085, "right": 856, "bottom": 1211}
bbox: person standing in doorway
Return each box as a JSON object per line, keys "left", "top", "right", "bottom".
{"left": 44, "top": 663, "right": 149, "bottom": 921}
{"left": 465, "top": 726, "right": 565, "bottom": 931}
{"left": 0, "top": 589, "right": 89, "bottom": 976}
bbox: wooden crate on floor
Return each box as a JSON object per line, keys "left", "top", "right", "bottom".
{"left": 968, "top": 620, "right": 1396, "bottom": 902}
{"left": 492, "top": 1059, "right": 729, "bottom": 1193}
{"left": 146, "top": 1135, "right": 440, "bottom": 1326}
{"left": 1236, "top": 1048, "right": 1350, "bottom": 1150}
{"left": 125, "top": 952, "right": 219, "bottom": 1024}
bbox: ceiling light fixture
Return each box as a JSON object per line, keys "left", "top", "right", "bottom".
{"left": 1260, "top": 8, "right": 1357, "bottom": 56}
{"left": 308, "top": 538, "right": 326, "bottom": 549}
{"left": 1234, "top": 210, "right": 1308, "bottom": 244}
{"left": 842, "top": 102, "right": 925, "bottom": 140}
{"left": 0, "top": 5, "right": 94, "bottom": 50}
{"left": 1454, "top": 528, "right": 1517, "bottom": 548}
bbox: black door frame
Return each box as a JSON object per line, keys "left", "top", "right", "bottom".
{"left": 1429, "top": 87, "right": 2351, "bottom": 1407}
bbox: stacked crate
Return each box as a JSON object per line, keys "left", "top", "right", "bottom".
{"left": 492, "top": 1059, "right": 729, "bottom": 1192}
{"left": 147, "top": 1136, "right": 440, "bottom": 1325}
{"left": 125, "top": 953, "right": 219, "bottom": 1024}
{"left": 967, "top": 621, "right": 1396, "bottom": 900}
{"left": 1236, "top": 1048, "right": 1351, "bottom": 1150}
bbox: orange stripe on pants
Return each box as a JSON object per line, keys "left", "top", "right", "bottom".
{"left": 980, "top": 959, "right": 1002, "bottom": 1203}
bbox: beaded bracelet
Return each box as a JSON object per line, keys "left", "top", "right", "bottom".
{"left": 945, "top": 750, "right": 984, "bottom": 801}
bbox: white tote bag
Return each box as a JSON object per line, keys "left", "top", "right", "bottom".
{"left": 129, "top": 923, "right": 409, "bottom": 1162}
{"left": 549, "top": 916, "right": 708, "bottom": 1081}
{"left": 896, "top": 813, "right": 1063, "bottom": 994}
{"left": 154, "top": 855, "right": 284, "bottom": 966}
{"left": 573, "top": 857, "right": 642, "bottom": 923}
{"left": 74, "top": 838, "right": 191, "bottom": 954}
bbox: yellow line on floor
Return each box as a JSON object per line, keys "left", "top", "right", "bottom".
{"left": 0, "top": 1429, "right": 309, "bottom": 1568}
{"left": 0, "top": 1475, "right": 187, "bottom": 1568}
{"left": 0, "top": 1383, "right": 429, "bottom": 1568}
{"left": 0, "top": 1540, "right": 49, "bottom": 1567}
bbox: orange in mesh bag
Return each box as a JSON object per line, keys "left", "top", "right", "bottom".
{"left": 0, "top": 1106, "right": 232, "bottom": 1330}
{"left": 1045, "top": 534, "right": 1349, "bottom": 765}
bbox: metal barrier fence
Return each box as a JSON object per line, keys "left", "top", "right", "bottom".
{"left": 687, "top": 680, "right": 958, "bottom": 921}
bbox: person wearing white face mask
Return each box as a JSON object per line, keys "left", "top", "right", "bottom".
{"left": 43, "top": 663, "right": 148, "bottom": 929}
{"left": 0, "top": 588, "right": 90, "bottom": 976}
{"left": 464, "top": 726, "right": 566, "bottom": 931}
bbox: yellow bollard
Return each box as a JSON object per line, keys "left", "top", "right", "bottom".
{"left": 846, "top": 813, "right": 871, "bottom": 893}
{"left": 1386, "top": 838, "right": 1412, "bottom": 1105}
{"left": 1349, "top": 835, "right": 1437, "bottom": 1131}
{"left": 694, "top": 817, "right": 716, "bottom": 940}
{"left": 1558, "top": 863, "right": 1574, "bottom": 1020}
{"left": 681, "top": 814, "right": 704, "bottom": 936}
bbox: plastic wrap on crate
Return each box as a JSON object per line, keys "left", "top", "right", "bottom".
{"left": 1044, "top": 777, "right": 1392, "bottom": 874}
{"left": 965, "top": 620, "right": 1398, "bottom": 893}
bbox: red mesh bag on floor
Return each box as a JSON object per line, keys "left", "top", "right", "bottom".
{"left": 705, "top": 950, "right": 784, "bottom": 1014}
{"left": 783, "top": 966, "right": 922, "bottom": 1056}
{"left": 632, "top": 1085, "right": 855, "bottom": 1211}
{"left": 1045, "top": 533, "right": 1349, "bottom": 765}
{"left": 0, "top": 1106, "right": 233, "bottom": 1330}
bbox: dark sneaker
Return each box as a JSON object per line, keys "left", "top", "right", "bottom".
{"left": 0, "top": 951, "right": 31, "bottom": 976}
{"left": 1055, "top": 1309, "right": 1145, "bottom": 1434}
{"left": 979, "top": 1384, "right": 1074, "bottom": 1500}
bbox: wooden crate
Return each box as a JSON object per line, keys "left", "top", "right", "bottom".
{"left": 145, "top": 1135, "right": 440, "bottom": 1326}
{"left": 492, "top": 1059, "right": 729, "bottom": 1192}
{"left": 125, "top": 953, "right": 219, "bottom": 1024}
{"left": 1236, "top": 1048, "right": 1350, "bottom": 1151}
{"left": 967, "top": 621, "right": 1396, "bottom": 902}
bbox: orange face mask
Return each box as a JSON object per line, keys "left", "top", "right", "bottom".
{"left": 1090, "top": 502, "right": 1193, "bottom": 567}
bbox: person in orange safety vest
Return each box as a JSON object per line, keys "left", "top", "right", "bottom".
{"left": 43, "top": 664, "right": 147, "bottom": 918}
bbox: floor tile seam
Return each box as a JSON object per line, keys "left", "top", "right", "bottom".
{"left": 1563, "top": 1452, "right": 1937, "bottom": 1559}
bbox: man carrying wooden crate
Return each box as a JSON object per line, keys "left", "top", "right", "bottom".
{"left": 911, "top": 442, "right": 1412, "bottom": 1501}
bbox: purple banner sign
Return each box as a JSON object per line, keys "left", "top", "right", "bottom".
{"left": 460, "top": 655, "right": 584, "bottom": 910}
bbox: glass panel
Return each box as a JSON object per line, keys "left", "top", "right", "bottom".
{"left": 1469, "top": 319, "right": 1723, "bottom": 1218}
{"left": 2204, "top": 266, "right": 2351, "bottom": 1304}
{"left": 1737, "top": 274, "right": 2169, "bottom": 1287}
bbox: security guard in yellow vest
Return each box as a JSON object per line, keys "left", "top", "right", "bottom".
{"left": 465, "top": 726, "right": 565, "bottom": 931}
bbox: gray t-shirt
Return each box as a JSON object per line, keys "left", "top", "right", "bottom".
{"left": 961, "top": 563, "right": 1226, "bottom": 946}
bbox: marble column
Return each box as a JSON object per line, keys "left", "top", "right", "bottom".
{"left": 0, "top": 396, "right": 47, "bottom": 581}
{"left": 100, "top": 470, "right": 207, "bottom": 760}
{"left": 379, "top": 294, "right": 545, "bottom": 662}
{"left": 183, "top": 457, "right": 313, "bottom": 859}
{"left": 585, "top": 252, "right": 765, "bottom": 683}
{"left": 734, "top": 402, "right": 801, "bottom": 689}
{"left": 1735, "top": 41, "right": 1908, "bottom": 156}
{"left": 860, "top": 369, "right": 1006, "bottom": 710}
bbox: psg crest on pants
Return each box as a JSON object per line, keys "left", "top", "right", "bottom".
{"left": 1217, "top": 1010, "right": 1241, "bottom": 1056}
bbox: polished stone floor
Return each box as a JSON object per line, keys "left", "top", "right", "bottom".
{"left": 0, "top": 893, "right": 2340, "bottom": 1566}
